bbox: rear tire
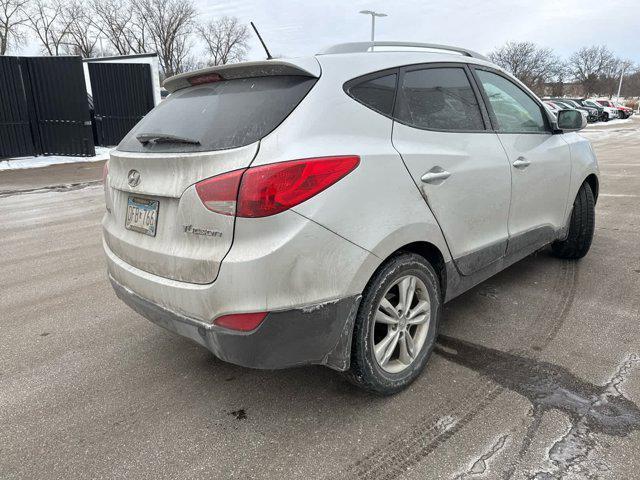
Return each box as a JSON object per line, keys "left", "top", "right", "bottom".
{"left": 552, "top": 183, "right": 595, "bottom": 259}
{"left": 345, "top": 253, "right": 441, "bottom": 395}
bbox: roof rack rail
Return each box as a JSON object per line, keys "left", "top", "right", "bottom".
{"left": 319, "top": 42, "right": 488, "bottom": 61}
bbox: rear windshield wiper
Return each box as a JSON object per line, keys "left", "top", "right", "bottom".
{"left": 136, "top": 133, "right": 201, "bottom": 145}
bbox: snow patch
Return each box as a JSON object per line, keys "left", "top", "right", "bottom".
{"left": 0, "top": 147, "right": 112, "bottom": 171}
{"left": 585, "top": 117, "right": 633, "bottom": 128}
{"left": 435, "top": 415, "right": 458, "bottom": 433}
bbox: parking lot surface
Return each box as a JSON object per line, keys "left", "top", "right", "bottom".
{"left": 1, "top": 118, "right": 639, "bottom": 479}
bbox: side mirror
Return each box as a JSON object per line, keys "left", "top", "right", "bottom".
{"left": 557, "top": 109, "right": 586, "bottom": 132}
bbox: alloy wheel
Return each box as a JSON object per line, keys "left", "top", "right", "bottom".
{"left": 371, "top": 275, "right": 431, "bottom": 374}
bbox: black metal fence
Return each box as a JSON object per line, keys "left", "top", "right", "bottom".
{"left": 0, "top": 57, "right": 36, "bottom": 158}
{"left": 0, "top": 56, "right": 95, "bottom": 159}
{"left": 1, "top": 55, "right": 158, "bottom": 159}
{"left": 27, "top": 57, "right": 96, "bottom": 157}
{"left": 88, "top": 62, "right": 155, "bottom": 147}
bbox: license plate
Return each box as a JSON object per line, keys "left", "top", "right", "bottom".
{"left": 125, "top": 197, "right": 159, "bottom": 236}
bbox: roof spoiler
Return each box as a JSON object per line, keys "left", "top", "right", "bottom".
{"left": 163, "top": 59, "right": 321, "bottom": 93}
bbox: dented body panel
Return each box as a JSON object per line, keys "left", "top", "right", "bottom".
{"left": 105, "top": 209, "right": 376, "bottom": 323}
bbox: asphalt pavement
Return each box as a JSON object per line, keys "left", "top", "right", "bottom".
{"left": 1, "top": 118, "right": 639, "bottom": 479}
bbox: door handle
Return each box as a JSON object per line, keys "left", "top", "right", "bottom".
{"left": 421, "top": 169, "right": 451, "bottom": 183}
{"left": 512, "top": 157, "right": 531, "bottom": 169}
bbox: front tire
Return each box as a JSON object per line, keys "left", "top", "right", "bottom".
{"left": 346, "top": 253, "right": 441, "bottom": 395}
{"left": 552, "top": 183, "right": 595, "bottom": 259}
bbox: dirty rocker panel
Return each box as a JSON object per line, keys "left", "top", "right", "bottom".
{"left": 445, "top": 225, "right": 561, "bottom": 302}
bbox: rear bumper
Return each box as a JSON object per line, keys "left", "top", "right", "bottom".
{"left": 110, "top": 275, "right": 361, "bottom": 371}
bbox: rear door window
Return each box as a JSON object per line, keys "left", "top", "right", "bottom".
{"left": 346, "top": 73, "right": 397, "bottom": 116}
{"left": 395, "top": 67, "right": 485, "bottom": 131}
{"left": 118, "top": 75, "right": 317, "bottom": 153}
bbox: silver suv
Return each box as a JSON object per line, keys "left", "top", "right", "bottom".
{"left": 103, "top": 42, "right": 599, "bottom": 395}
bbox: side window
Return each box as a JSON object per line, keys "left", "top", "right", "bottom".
{"left": 395, "top": 67, "right": 485, "bottom": 131}
{"left": 348, "top": 74, "right": 397, "bottom": 116}
{"left": 475, "top": 70, "right": 547, "bottom": 133}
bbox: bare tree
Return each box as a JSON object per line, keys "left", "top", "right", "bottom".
{"left": 27, "top": 0, "right": 74, "bottom": 55}
{"left": 568, "top": 45, "right": 617, "bottom": 96}
{"left": 0, "top": 0, "right": 29, "bottom": 55}
{"left": 132, "top": 0, "right": 196, "bottom": 77}
{"left": 197, "top": 16, "right": 248, "bottom": 66}
{"left": 621, "top": 69, "right": 640, "bottom": 97}
{"left": 599, "top": 58, "right": 635, "bottom": 98}
{"left": 488, "top": 41, "right": 563, "bottom": 95}
{"left": 90, "top": 0, "right": 147, "bottom": 55}
{"left": 181, "top": 55, "right": 206, "bottom": 72}
{"left": 60, "top": 0, "right": 100, "bottom": 57}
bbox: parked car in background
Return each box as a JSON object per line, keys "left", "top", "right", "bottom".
{"left": 596, "top": 99, "right": 632, "bottom": 119}
{"left": 543, "top": 100, "right": 561, "bottom": 117}
{"left": 616, "top": 103, "right": 634, "bottom": 117}
{"left": 547, "top": 100, "right": 589, "bottom": 122}
{"left": 548, "top": 98, "right": 599, "bottom": 123}
{"left": 586, "top": 99, "right": 618, "bottom": 121}
{"left": 546, "top": 100, "right": 575, "bottom": 115}
{"left": 569, "top": 98, "right": 608, "bottom": 122}
{"left": 103, "top": 42, "right": 599, "bottom": 395}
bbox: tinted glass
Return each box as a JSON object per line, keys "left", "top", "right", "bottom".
{"left": 476, "top": 70, "right": 547, "bottom": 133}
{"left": 396, "top": 67, "right": 484, "bottom": 131}
{"left": 118, "top": 76, "right": 317, "bottom": 153}
{"left": 348, "top": 74, "right": 397, "bottom": 116}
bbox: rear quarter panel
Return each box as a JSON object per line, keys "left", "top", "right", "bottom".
{"left": 252, "top": 57, "right": 451, "bottom": 294}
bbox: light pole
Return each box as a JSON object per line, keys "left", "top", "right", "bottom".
{"left": 616, "top": 65, "right": 626, "bottom": 103}
{"left": 359, "top": 10, "right": 388, "bottom": 42}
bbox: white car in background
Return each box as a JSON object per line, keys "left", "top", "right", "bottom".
{"left": 103, "top": 41, "right": 599, "bottom": 395}
{"left": 585, "top": 99, "right": 618, "bottom": 120}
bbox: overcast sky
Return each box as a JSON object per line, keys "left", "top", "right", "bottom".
{"left": 198, "top": 0, "right": 640, "bottom": 64}
{"left": 18, "top": 0, "right": 640, "bottom": 64}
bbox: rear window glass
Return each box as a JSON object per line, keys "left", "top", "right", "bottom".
{"left": 117, "top": 75, "right": 316, "bottom": 153}
{"left": 347, "top": 74, "right": 397, "bottom": 116}
{"left": 396, "top": 67, "right": 485, "bottom": 131}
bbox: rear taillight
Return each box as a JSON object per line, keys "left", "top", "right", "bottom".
{"left": 102, "top": 161, "right": 109, "bottom": 184}
{"left": 238, "top": 156, "right": 360, "bottom": 218}
{"left": 195, "top": 168, "right": 245, "bottom": 216}
{"left": 213, "top": 312, "right": 268, "bottom": 331}
{"left": 195, "top": 156, "right": 359, "bottom": 218}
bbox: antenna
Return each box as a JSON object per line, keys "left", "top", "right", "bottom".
{"left": 250, "top": 22, "right": 273, "bottom": 60}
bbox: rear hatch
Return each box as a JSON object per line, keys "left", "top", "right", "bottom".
{"left": 103, "top": 60, "right": 319, "bottom": 284}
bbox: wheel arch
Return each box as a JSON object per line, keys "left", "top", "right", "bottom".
{"left": 388, "top": 241, "right": 447, "bottom": 299}
{"left": 584, "top": 174, "right": 599, "bottom": 204}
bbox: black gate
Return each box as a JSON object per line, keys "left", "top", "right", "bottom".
{"left": 26, "top": 57, "right": 95, "bottom": 156}
{"left": 0, "top": 56, "right": 95, "bottom": 158}
{"left": 88, "top": 63, "right": 155, "bottom": 146}
{"left": 0, "top": 57, "right": 35, "bottom": 158}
